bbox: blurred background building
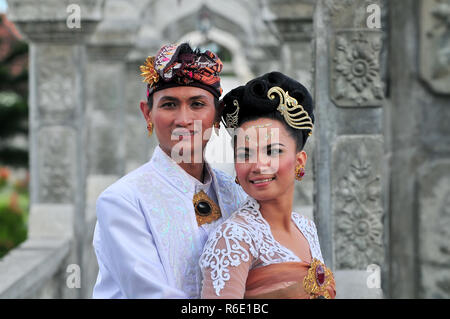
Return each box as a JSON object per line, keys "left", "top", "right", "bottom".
{"left": 0, "top": 0, "right": 449, "bottom": 299}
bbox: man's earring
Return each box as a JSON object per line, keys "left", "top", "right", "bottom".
{"left": 235, "top": 176, "right": 240, "bottom": 185}
{"left": 295, "top": 164, "right": 305, "bottom": 181}
{"left": 147, "top": 121, "right": 153, "bottom": 137}
{"left": 214, "top": 121, "right": 220, "bottom": 136}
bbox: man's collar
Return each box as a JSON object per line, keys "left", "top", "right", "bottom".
{"left": 151, "top": 145, "right": 214, "bottom": 194}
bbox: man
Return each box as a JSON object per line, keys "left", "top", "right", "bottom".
{"left": 92, "top": 43, "right": 246, "bottom": 298}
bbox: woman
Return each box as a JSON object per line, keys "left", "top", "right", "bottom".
{"left": 200, "top": 72, "right": 336, "bottom": 299}
{"left": 92, "top": 43, "right": 246, "bottom": 298}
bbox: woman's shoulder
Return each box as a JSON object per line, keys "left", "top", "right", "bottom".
{"left": 291, "top": 211, "right": 318, "bottom": 233}
{"left": 291, "top": 212, "right": 324, "bottom": 262}
{"left": 208, "top": 197, "right": 263, "bottom": 245}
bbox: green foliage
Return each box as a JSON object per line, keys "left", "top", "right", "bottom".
{"left": 0, "top": 21, "right": 29, "bottom": 168}
{"left": 0, "top": 167, "right": 29, "bottom": 259}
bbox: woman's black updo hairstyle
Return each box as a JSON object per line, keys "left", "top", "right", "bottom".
{"left": 221, "top": 71, "right": 314, "bottom": 152}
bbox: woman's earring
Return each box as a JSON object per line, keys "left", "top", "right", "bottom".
{"left": 295, "top": 165, "right": 305, "bottom": 181}
{"left": 214, "top": 121, "right": 220, "bottom": 136}
{"left": 147, "top": 121, "right": 153, "bottom": 137}
{"left": 235, "top": 176, "right": 240, "bottom": 185}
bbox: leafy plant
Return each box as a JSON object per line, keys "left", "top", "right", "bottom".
{"left": 0, "top": 166, "right": 28, "bottom": 259}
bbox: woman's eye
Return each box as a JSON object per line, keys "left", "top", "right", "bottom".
{"left": 268, "top": 149, "right": 282, "bottom": 156}
{"left": 236, "top": 153, "right": 248, "bottom": 160}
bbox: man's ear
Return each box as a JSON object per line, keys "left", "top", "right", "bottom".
{"left": 140, "top": 100, "right": 151, "bottom": 123}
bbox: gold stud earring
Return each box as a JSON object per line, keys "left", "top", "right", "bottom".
{"left": 295, "top": 164, "right": 305, "bottom": 181}
{"left": 147, "top": 121, "right": 153, "bottom": 137}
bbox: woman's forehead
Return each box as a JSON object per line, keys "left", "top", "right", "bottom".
{"left": 235, "top": 119, "right": 293, "bottom": 148}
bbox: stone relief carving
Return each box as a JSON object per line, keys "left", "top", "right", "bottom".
{"left": 37, "top": 46, "right": 76, "bottom": 122}
{"left": 324, "top": 0, "right": 355, "bottom": 16}
{"left": 330, "top": 30, "right": 384, "bottom": 107}
{"left": 420, "top": 0, "right": 450, "bottom": 94}
{"left": 419, "top": 161, "right": 450, "bottom": 297}
{"left": 333, "top": 136, "right": 384, "bottom": 269}
{"left": 38, "top": 127, "right": 75, "bottom": 203}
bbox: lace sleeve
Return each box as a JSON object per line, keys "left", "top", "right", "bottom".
{"left": 200, "top": 220, "right": 258, "bottom": 298}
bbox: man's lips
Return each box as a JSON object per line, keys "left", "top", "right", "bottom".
{"left": 172, "top": 130, "right": 198, "bottom": 139}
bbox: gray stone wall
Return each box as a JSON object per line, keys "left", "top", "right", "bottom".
{"left": 385, "top": 0, "right": 450, "bottom": 298}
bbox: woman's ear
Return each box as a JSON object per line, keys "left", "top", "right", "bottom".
{"left": 140, "top": 100, "right": 152, "bottom": 123}
{"left": 296, "top": 150, "right": 307, "bottom": 167}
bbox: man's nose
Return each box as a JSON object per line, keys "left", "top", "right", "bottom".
{"left": 174, "top": 105, "right": 194, "bottom": 126}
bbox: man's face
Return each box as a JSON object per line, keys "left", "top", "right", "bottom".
{"left": 144, "top": 86, "right": 216, "bottom": 161}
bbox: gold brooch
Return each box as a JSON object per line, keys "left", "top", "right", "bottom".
{"left": 193, "top": 190, "right": 222, "bottom": 226}
{"left": 267, "top": 86, "right": 313, "bottom": 135}
{"left": 303, "top": 258, "right": 334, "bottom": 299}
{"left": 140, "top": 56, "right": 159, "bottom": 87}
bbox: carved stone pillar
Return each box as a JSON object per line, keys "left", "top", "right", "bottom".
{"left": 124, "top": 52, "right": 156, "bottom": 173}
{"left": 263, "top": 0, "right": 315, "bottom": 216}
{"left": 386, "top": 0, "right": 450, "bottom": 298}
{"left": 83, "top": 8, "right": 139, "bottom": 295}
{"left": 6, "top": 0, "right": 104, "bottom": 298}
{"left": 313, "top": 0, "right": 386, "bottom": 297}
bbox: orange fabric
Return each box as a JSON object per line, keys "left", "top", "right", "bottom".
{"left": 244, "top": 262, "right": 336, "bottom": 299}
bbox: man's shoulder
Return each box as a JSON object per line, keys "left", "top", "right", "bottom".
{"left": 96, "top": 161, "right": 155, "bottom": 203}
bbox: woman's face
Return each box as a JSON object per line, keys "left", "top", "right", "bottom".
{"left": 234, "top": 118, "right": 307, "bottom": 202}
{"left": 140, "top": 86, "right": 216, "bottom": 162}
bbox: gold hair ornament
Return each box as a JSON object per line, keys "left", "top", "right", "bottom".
{"left": 225, "top": 99, "right": 240, "bottom": 128}
{"left": 267, "top": 86, "right": 313, "bottom": 136}
{"left": 140, "top": 56, "right": 159, "bottom": 87}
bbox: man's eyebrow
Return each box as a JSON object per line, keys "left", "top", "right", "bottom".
{"left": 188, "top": 95, "right": 209, "bottom": 100}
{"left": 158, "top": 96, "right": 180, "bottom": 102}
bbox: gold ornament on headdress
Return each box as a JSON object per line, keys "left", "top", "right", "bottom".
{"left": 225, "top": 99, "right": 240, "bottom": 128}
{"left": 140, "top": 56, "right": 159, "bottom": 87}
{"left": 267, "top": 86, "right": 313, "bottom": 136}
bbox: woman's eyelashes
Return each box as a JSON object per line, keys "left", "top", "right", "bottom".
{"left": 235, "top": 148, "right": 283, "bottom": 162}
{"left": 267, "top": 148, "right": 282, "bottom": 156}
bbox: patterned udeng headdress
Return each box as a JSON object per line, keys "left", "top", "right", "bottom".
{"left": 140, "top": 43, "right": 223, "bottom": 99}
{"left": 221, "top": 71, "right": 314, "bottom": 148}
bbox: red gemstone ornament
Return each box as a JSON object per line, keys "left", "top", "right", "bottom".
{"left": 315, "top": 264, "right": 325, "bottom": 286}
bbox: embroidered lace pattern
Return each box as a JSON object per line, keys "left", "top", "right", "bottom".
{"left": 200, "top": 197, "right": 324, "bottom": 296}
